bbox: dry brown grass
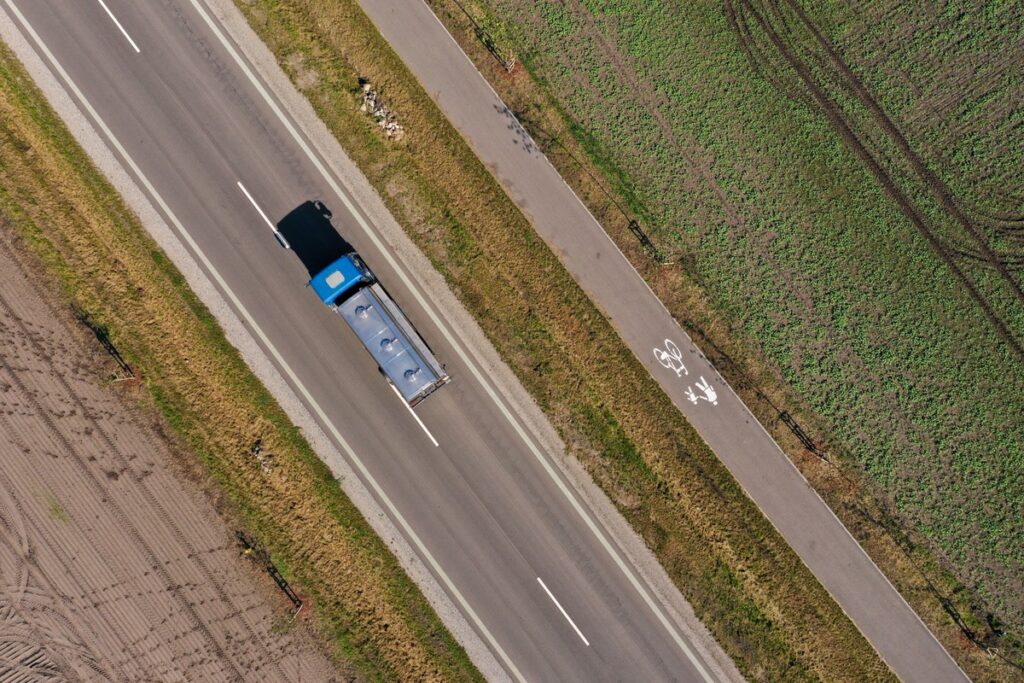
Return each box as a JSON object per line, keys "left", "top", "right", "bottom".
{"left": 0, "top": 40, "right": 480, "bottom": 683}
{"left": 422, "top": 2, "right": 1024, "bottom": 680}
{"left": 234, "top": 0, "right": 900, "bottom": 679}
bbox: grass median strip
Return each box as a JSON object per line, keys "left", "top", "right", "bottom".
{"left": 0, "top": 40, "right": 480, "bottom": 683}
{"left": 234, "top": 0, "right": 897, "bottom": 679}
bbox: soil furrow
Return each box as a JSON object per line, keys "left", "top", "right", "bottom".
{"left": 0, "top": 358, "right": 210, "bottom": 681}
{"left": 0, "top": 450, "right": 121, "bottom": 683}
{"left": 0, "top": 280, "right": 244, "bottom": 681}
{"left": 0, "top": 238, "right": 295, "bottom": 681}
{"left": 0, "top": 228, "right": 336, "bottom": 679}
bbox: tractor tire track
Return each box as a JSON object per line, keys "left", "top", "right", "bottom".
{"left": 0, "top": 451, "right": 118, "bottom": 683}
{"left": 565, "top": 0, "right": 946, "bottom": 447}
{"left": 775, "top": 0, "right": 1024, "bottom": 299}
{"left": 0, "top": 345, "right": 219, "bottom": 681}
{"left": 733, "top": 0, "right": 1024, "bottom": 361}
{"left": 0, "top": 233, "right": 336, "bottom": 681}
{"left": 726, "top": 0, "right": 811, "bottom": 108}
{"left": 0, "top": 239, "right": 292, "bottom": 682}
{"left": 0, "top": 489, "right": 83, "bottom": 683}
{"left": 0, "top": 403, "right": 190, "bottom": 682}
{"left": 748, "top": 0, "right": 1024, "bottom": 272}
{"left": 0, "top": 290, "right": 250, "bottom": 682}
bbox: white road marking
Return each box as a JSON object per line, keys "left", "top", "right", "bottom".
{"left": 237, "top": 180, "right": 290, "bottom": 247}
{"left": 240, "top": 178, "right": 437, "bottom": 446}
{"left": 187, "top": 1, "right": 716, "bottom": 679}
{"left": 236, "top": 180, "right": 275, "bottom": 230}
{"left": 404, "top": 3, "right": 971, "bottom": 680}
{"left": 95, "top": 0, "right": 140, "bottom": 53}
{"left": 537, "top": 577, "right": 590, "bottom": 647}
{"left": 240, "top": 175, "right": 436, "bottom": 445}
{"left": 389, "top": 382, "right": 439, "bottom": 447}
{"left": 654, "top": 338, "right": 688, "bottom": 377}
{"left": 0, "top": 5, "right": 525, "bottom": 682}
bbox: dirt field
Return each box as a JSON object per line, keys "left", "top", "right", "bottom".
{"left": 0, "top": 237, "right": 338, "bottom": 682}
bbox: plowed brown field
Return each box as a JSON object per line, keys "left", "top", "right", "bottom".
{"left": 0, "top": 237, "right": 337, "bottom": 682}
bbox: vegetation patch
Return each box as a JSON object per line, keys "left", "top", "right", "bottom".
{"left": 0, "top": 40, "right": 480, "bottom": 683}
{"left": 233, "top": 0, "right": 897, "bottom": 679}
{"left": 426, "top": 0, "right": 1024, "bottom": 677}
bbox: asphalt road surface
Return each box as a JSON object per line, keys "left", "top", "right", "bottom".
{"left": 0, "top": 1, "right": 738, "bottom": 681}
{"left": 354, "top": 2, "right": 971, "bottom": 682}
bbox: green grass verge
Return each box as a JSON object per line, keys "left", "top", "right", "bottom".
{"left": 0, "top": 39, "right": 480, "bottom": 683}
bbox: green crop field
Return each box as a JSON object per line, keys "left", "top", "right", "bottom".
{"left": 479, "top": 0, "right": 1024, "bottom": 640}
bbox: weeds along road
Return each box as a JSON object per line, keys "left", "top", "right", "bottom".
{"left": 353, "top": 1, "right": 971, "bottom": 682}
{"left": 0, "top": 1, "right": 741, "bottom": 681}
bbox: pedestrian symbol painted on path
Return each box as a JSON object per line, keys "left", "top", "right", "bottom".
{"left": 685, "top": 376, "right": 718, "bottom": 406}
{"left": 654, "top": 340, "right": 719, "bottom": 408}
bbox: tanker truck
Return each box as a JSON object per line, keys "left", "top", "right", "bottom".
{"left": 309, "top": 252, "right": 450, "bottom": 406}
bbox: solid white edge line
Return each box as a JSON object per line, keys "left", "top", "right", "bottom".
{"left": 186, "top": 1, "right": 717, "bottom": 680}
{"left": 537, "top": 577, "right": 590, "bottom": 647}
{"left": 236, "top": 180, "right": 277, "bottom": 232}
{"left": 389, "top": 382, "right": 439, "bottom": 447}
{"left": 95, "top": 0, "right": 140, "bottom": 53}
{"left": 0, "top": 4, "right": 526, "bottom": 682}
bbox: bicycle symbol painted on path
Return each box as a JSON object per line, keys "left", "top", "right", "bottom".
{"left": 653, "top": 339, "right": 688, "bottom": 377}
{"left": 654, "top": 339, "right": 719, "bottom": 407}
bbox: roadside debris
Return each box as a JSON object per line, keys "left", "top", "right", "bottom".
{"left": 359, "top": 81, "right": 404, "bottom": 140}
{"left": 250, "top": 438, "right": 274, "bottom": 474}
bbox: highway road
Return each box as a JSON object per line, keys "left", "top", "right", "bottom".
{"left": 354, "top": 2, "right": 972, "bottom": 682}
{"left": 0, "top": 1, "right": 740, "bottom": 681}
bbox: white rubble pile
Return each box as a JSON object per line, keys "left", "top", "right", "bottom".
{"left": 359, "top": 82, "right": 404, "bottom": 140}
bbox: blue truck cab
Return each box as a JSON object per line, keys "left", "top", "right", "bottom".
{"left": 310, "top": 254, "right": 450, "bottom": 406}
{"left": 309, "top": 252, "right": 370, "bottom": 303}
